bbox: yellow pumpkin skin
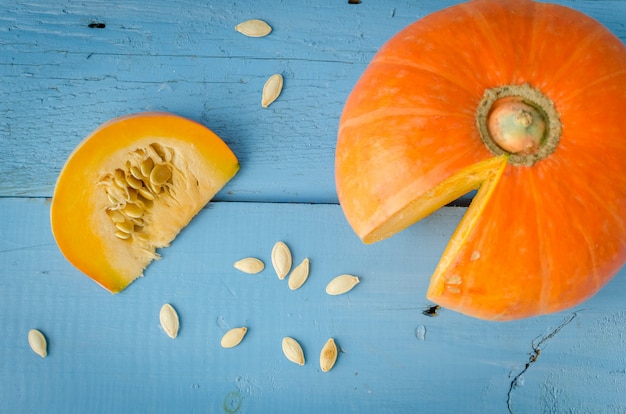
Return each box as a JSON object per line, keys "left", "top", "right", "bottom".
{"left": 51, "top": 112, "right": 239, "bottom": 293}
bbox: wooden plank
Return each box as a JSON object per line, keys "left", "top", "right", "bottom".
{"left": 3, "top": 1, "right": 626, "bottom": 412}
{"left": 0, "top": 0, "right": 410, "bottom": 200}
{"left": 2, "top": 0, "right": 626, "bottom": 201}
{"left": 1, "top": 198, "right": 626, "bottom": 413}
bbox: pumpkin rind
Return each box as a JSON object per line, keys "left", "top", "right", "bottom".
{"left": 336, "top": 0, "right": 626, "bottom": 320}
{"left": 51, "top": 112, "right": 239, "bottom": 293}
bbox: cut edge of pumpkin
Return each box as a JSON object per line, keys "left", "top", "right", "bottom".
{"left": 361, "top": 155, "right": 508, "bottom": 244}
{"left": 425, "top": 156, "right": 508, "bottom": 306}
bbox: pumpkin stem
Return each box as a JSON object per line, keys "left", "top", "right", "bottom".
{"left": 487, "top": 97, "right": 546, "bottom": 155}
{"left": 477, "top": 84, "right": 561, "bottom": 166}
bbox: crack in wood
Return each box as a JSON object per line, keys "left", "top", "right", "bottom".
{"left": 506, "top": 311, "right": 579, "bottom": 414}
{"left": 0, "top": 242, "right": 56, "bottom": 254}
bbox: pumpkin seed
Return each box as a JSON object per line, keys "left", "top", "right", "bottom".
{"left": 320, "top": 338, "right": 338, "bottom": 372}
{"left": 126, "top": 174, "right": 143, "bottom": 190}
{"left": 140, "top": 157, "right": 155, "bottom": 177}
{"left": 261, "top": 73, "right": 283, "bottom": 108}
{"left": 130, "top": 165, "right": 143, "bottom": 181}
{"left": 107, "top": 192, "right": 122, "bottom": 205}
{"left": 149, "top": 143, "right": 171, "bottom": 163}
{"left": 108, "top": 209, "right": 126, "bottom": 223}
{"left": 282, "top": 337, "right": 305, "bottom": 366}
{"left": 138, "top": 186, "right": 155, "bottom": 201}
{"left": 115, "top": 220, "right": 134, "bottom": 234}
{"left": 272, "top": 241, "right": 292, "bottom": 280}
{"left": 28, "top": 329, "right": 47, "bottom": 358}
{"left": 159, "top": 303, "right": 180, "bottom": 339}
{"left": 233, "top": 257, "right": 265, "bottom": 274}
{"left": 235, "top": 19, "right": 272, "bottom": 37}
{"left": 126, "top": 188, "right": 138, "bottom": 203}
{"left": 123, "top": 203, "right": 143, "bottom": 219}
{"left": 150, "top": 164, "right": 172, "bottom": 186}
{"left": 221, "top": 327, "right": 248, "bottom": 348}
{"left": 129, "top": 216, "right": 144, "bottom": 226}
{"left": 113, "top": 169, "right": 127, "bottom": 188}
{"left": 134, "top": 232, "right": 150, "bottom": 242}
{"left": 288, "top": 258, "right": 310, "bottom": 290}
{"left": 149, "top": 181, "right": 162, "bottom": 194}
{"left": 325, "top": 275, "right": 360, "bottom": 295}
{"left": 114, "top": 230, "right": 131, "bottom": 240}
{"left": 108, "top": 181, "right": 128, "bottom": 198}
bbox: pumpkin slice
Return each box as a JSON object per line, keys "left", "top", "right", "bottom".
{"left": 51, "top": 112, "right": 239, "bottom": 293}
{"left": 336, "top": 0, "right": 626, "bottom": 320}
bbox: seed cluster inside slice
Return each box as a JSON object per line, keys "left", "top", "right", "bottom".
{"left": 100, "top": 143, "right": 178, "bottom": 244}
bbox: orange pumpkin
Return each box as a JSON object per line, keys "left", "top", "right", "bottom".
{"left": 51, "top": 112, "right": 239, "bottom": 293}
{"left": 336, "top": 0, "right": 626, "bottom": 320}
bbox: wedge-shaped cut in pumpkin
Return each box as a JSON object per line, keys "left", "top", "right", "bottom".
{"left": 51, "top": 112, "right": 239, "bottom": 293}
{"left": 336, "top": 0, "right": 626, "bottom": 320}
{"left": 358, "top": 155, "right": 508, "bottom": 244}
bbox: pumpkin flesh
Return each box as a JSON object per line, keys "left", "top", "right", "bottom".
{"left": 51, "top": 112, "right": 239, "bottom": 293}
{"left": 336, "top": 0, "right": 626, "bottom": 320}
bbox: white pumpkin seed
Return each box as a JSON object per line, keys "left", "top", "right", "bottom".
{"left": 221, "top": 327, "right": 248, "bottom": 348}
{"left": 282, "top": 337, "right": 305, "bottom": 366}
{"left": 233, "top": 257, "right": 265, "bottom": 274}
{"left": 261, "top": 73, "right": 283, "bottom": 108}
{"left": 288, "top": 258, "right": 310, "bottom": 290}
{"left": 272, "top": 241, "right": 292, "bottom": 280}
{"left": 159, "top": 303, "right": 180, "bottom": 339}
{"left": 325, "top": 275, "right": 360, "bottom": 295}
{"left": 320, "top": 338, "right": 338, "bottom": 372}
{"left": 28, "top": 329, "right": 47, "bottom": 358}
{"left": 235, "top": 19, "right": 272, "bottom": 37}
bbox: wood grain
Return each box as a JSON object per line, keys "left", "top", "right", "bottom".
{"left": 1, "top": 198, "right": 626, "bottom": 413}
{"left": 2, "top": 1, "right": 626, "bottom": 413}
{"left": 3, "top": 0, "right": 626, "bottom": 201}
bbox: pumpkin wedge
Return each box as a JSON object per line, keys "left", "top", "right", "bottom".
{"left": 51, "top": 112, "right": 239, "bottom": 293}
{"left": 336, "top": 0, "right": 626, "bottom": 320}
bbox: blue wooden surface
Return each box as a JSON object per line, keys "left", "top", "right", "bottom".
{"left": 2, "top": 1, "right": 626, "bottom": 413}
